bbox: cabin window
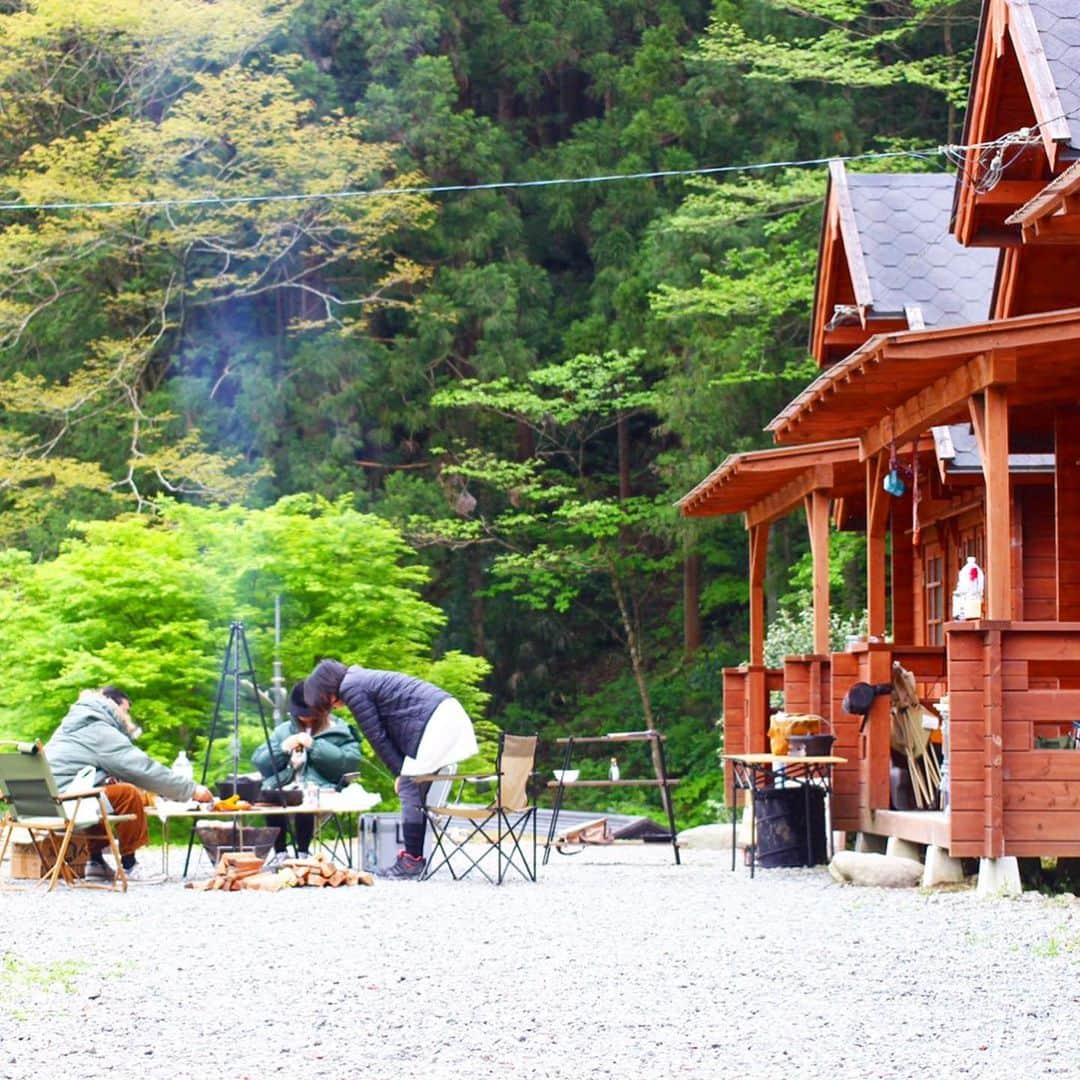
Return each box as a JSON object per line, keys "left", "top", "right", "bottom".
{"left": 925, "top": 551, "right": 944, "bottom": 645}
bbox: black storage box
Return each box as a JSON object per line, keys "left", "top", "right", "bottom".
{"left": 753, "top": 785, "right": 827, "bottom": 868}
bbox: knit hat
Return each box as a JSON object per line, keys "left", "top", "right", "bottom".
{"left": 303, "top": 658, "right": 347, "bottom": 711}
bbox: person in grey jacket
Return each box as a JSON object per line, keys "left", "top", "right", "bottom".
{"left": 303, "top": 659, "right": 478, "bottom": 879}
{"left": 45, "top": 687, "right": 213, "bottom": 883}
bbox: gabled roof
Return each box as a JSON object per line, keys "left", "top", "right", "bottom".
{"left": 952, "top": 0, "right": 1080, "bottom": 246}
{"left": 1027, "top": 1, "right": 1080, "bottom": 154}
{"left": 846, "top": 172, "right": 996, "bottom": 326}
{"left": 812, "top": 164, "right": 996, "bottom": 365}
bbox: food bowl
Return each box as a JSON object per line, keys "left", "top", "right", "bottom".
{"left": 259, "top": 786, "right": 303, "bottom": 806}
{"left": 552, "top": 769, "right": 580, "bottom": 784}
{"left": 216, "top": 776, "right": 262, "bottom": 802}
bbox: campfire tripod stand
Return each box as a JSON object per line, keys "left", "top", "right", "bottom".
{"left": 182, "top": 620, "right": 292, "bottom": 876}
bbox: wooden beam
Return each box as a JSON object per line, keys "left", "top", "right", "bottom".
{"left": 1023, "top": 215, "right": 1080, "bottom": 244}
{"left": 804, "top": 489, "right": 831, "bottom": 655}
{"left": 861, "top": 351, "right": 1018, "bottom": 460}
{"left": 866, "top": 455, "right": 888, "bottom": 638}
{"left": 745, "top": 463, "right": 836, "bottom": 530}
{"left": 891, "top": 484, "right": 915, "bottom": 645}
{"left": 974, "top": 180, "right": 1047, "bottom": 207}
{"left": 978, "top": 385, "right": 1012, "bottom": 619}
{"left": 748, "top": 523, "right": 768, "bottom": 667}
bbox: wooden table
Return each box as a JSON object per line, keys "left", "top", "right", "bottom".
{"left": 154, "top": 802, "right": 362, "bottom": 877}
{"left": 543, "top": 731, "right": 682, "bottom": 866}
{"left": 722, "top": 753, "right": 846, "bottom": 877}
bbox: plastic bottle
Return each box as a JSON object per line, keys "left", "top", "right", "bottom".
{"left": 172, "top": 749, "right": 194, "bottom": 783}
{"left": 608, "top": 756, "right": 620, "bottom": 782}
{"left": 954, "top": 556, "right": 985, "bottom": 619}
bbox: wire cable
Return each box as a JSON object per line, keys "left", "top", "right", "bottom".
{"left": 0, "top": 108, "right": 1074, "bottom": 216}
{"left": 0, "top": 146, "right": 945, "bottom": 214}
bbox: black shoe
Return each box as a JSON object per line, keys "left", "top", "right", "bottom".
{"left": 380, "top": 851, "right": 426, "bottom": 880}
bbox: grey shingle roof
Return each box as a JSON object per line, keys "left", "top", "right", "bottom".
{"left": 846, "top": 173, "right": 997, "bottom": 328}
{"left": 931, "top": 424, "right": 1054, "bottom": 474}
{"left": 1028, "top": 1, "right": 1080, "bottom": 152}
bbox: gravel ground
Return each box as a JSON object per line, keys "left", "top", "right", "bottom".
{"left": 1, "top": 844, "right": 1077, "bottom": 1080}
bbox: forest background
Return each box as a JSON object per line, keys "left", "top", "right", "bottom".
{"left": 0, "top": 0, "right": 981, "bottom": 823}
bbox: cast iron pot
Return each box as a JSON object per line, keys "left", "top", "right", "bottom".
{"left": 216, "top": 776, "right": 262, "bottom": 802}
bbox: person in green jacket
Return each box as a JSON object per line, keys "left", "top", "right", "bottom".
{"left": 253, "top": 681, "right": 361, "bottom": 862}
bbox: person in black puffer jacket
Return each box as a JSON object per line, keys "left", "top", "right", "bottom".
{"left": 303, "top": 659, "right": 478, "bottom": 879}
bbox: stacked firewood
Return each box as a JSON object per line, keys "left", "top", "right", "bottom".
{"left": 186, "top": 851, "right": 374, "bottom": 892}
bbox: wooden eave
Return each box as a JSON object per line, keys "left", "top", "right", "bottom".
{"left": 767, "top": 306, "right": 1080, "bottom": 454}
{"left": 952, "top": 0, "right": 1070, "bottom": 247}
{"left": 1004, "top": 159, "right": 1080, "bottom": 243}
{"left": 677, "top": 439, "right": 863, "bottom": 528}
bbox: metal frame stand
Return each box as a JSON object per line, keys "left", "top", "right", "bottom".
{"left": 182, "top": 620, "right": 288, "bottom": 876}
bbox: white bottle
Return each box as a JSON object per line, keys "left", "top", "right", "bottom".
{"left": 609, "top": 757, "right": 620, "bottom": 782}
{"left": 954, "top": 556, "right": 985, "bottom": 620}
{"left": 172, "top": 749, "right": 194, "bottom": 783}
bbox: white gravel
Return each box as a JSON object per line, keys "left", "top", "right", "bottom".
{"left": 1, "top": 846, "right": 1077, "bottom": 1080}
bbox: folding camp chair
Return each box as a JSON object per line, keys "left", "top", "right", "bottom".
{"left": 419, "top": 734, "right": 537, "bottom": 884}
{"left": 0, "top": 740, "right": 133, "bottom": 892}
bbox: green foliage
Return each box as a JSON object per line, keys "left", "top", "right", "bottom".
{"left": 0, "top": 497, "right": 490, "bottom": 777}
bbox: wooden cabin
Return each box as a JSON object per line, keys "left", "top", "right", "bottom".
{"left": 681, "top": 4, "right": 1080, "bottom": 884}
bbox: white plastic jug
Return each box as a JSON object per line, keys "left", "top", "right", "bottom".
{"left": 172, "top": 749, "right": 194, "bottom": 783}
{"left": 953, "top": 556, "right": 984, "bottom": 620}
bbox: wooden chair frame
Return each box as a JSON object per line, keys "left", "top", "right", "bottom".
{"left": 0, "top": 740, "right": 133, "bottom": 892}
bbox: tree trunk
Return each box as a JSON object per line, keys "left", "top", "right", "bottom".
{"left": 684, "top": 545, "right": 701, "bottom": 657}
{"left": 617, "top": 412, "right": 631, "bottom": 500}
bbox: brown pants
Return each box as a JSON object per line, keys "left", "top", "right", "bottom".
{"left": 88, "top": 782, "right": 149, "bottom": 856}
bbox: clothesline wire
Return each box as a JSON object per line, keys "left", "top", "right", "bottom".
{"left": 0, "top": 108, "right": 1075, "bottom": 215}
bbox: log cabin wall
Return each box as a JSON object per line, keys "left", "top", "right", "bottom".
{"left": 782, "top": 655, "right": 831, "bottom": 718}
{"left": 1019, "top": 485, "right": 1056, "bottom": 621}
{"left": 947, "top": 624, "right": 1080, "bottom": 859}
{"left": 828, "top": 650, "right": 860, "bottom": 830}
{"left": 721, "top": 666, "right": 784, "bottom": 808}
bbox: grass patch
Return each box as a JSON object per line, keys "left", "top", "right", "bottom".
{"left": 0, "top": 953, "right": 90, "bottom": 1021}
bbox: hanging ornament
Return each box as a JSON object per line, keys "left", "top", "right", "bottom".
{"left": 911, "top": 440, "right": 921, "bottom": 546}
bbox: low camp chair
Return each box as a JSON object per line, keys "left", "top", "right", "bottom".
{"left": 0, "top": 740, "right": 132, "bottom": 892}
{"left": 419, "top": 734, "right": 538, "bottom": 885}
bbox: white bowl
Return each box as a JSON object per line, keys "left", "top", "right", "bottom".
{"left": 552, "top": 769, "right": 580, "bottom": 784}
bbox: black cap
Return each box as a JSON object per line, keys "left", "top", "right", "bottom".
{"left": 287, "top": 681, "right": 309, "bottom": 720}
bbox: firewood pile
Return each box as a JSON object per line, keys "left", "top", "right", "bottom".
{"left": 185, "top": 851, "right": 374, "bottom": 892}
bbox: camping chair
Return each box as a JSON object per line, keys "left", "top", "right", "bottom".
{"left": 0, "top": 740, "right": 133, "bottom": 892}
{"left": 419, "top": 734, "right": 538, "bottom": 885}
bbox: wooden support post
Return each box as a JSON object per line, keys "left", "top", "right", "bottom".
{"left": 860, "top": 647, "right": 892, "bottom": 812}
{"left": 1055, "top": 407, "right": 1080, "bottom": 621}
{"left": 983, "top": 629, "right": 1004, "bottom": 857}
{"left": 748, "top": 523, "right": 768, "bottom": 667}
{"left": 804, "top": 489, "right": 831, "bottom": 656}
{"left": 891, "top": 489, "right": 915, "bottom": 645}
{"left": 866, "top": 455, "right": 889, "bottom": 638}
{"left": 746, "top": 668, "right": 768, "bottom": 757}
{"left": 970, "top": 386, "right": 1011, "bottom": 619}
